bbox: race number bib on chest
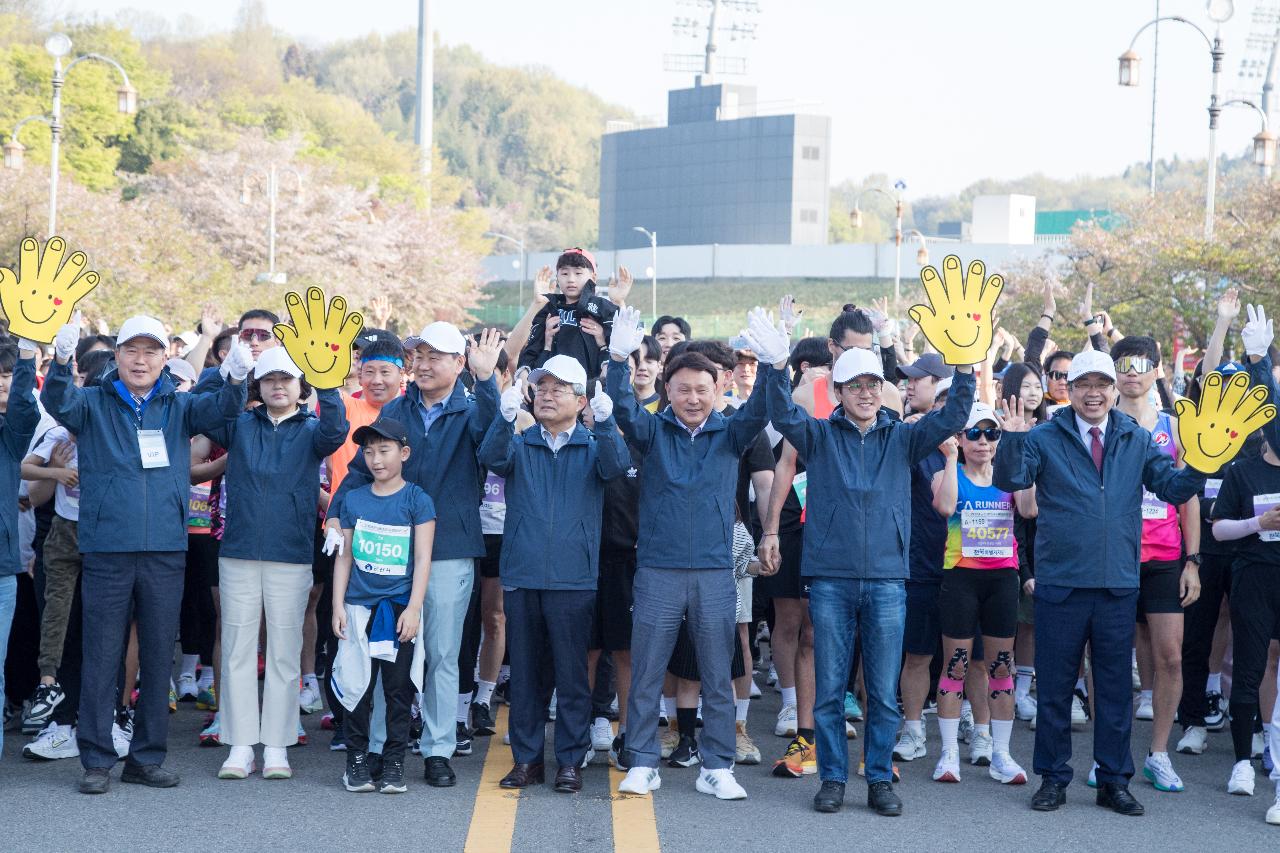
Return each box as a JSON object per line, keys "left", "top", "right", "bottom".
{"left": 482, "top": 473, "right": 506, "bottom": 506}
{"left": 1141, "top": 489, "right": 1170, "bottom": 520}
{"left": 1256, "top": 494, "right": 1280, "bottom": 543}
{"left": 353, "top": 519, "right": 411, "bottom": 576}
{"left": 960, "top": 507, "right": 1014, "bottom": 558}
{"left": 188, "top": 483, "right": 213, "bottom": 529}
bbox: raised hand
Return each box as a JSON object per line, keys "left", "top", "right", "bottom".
{"left": 907, "top": 255, "right": 1003, "bottom": 366}
{"left": 1078, "top": 281, "right": 1095, "bottom": 325}
{"left": 533, "top": 265, "right": 554, "bottom": 304}
{"left": 608, "top": 305, "right": 644, "bottom": 360}
{"left": 1175, "top": 370, "right": 1278, "bottom": 473}
{"left": 590, "top": 381, "right": 614, "bottom": 422}
{"left": 742, "top": 306, "right": 790, "bottom": 367}
{"left": 779, "top": 294, "right": 803, "bottom": 335}
{"left": 199, "top": 304, "right": 223, "bottom": 338}
{"left": 999, "top": 396, "right": 1037, "bottom": 433}
{"left": 273, "top": 287, "right": 364, "bottom": 389}
{"left": 468, "top": 328, "right": 504, "bottom": 380}
{"left": 1241, "top": 304, "right": 1274, "bottom": 358}
{"left": 939, "top": 436, "right": 960, "bottom": 460}
{"left": 53, "top": 311, "right": 81, "bottom": 362}
{"left": 608, "top": 265, "right": 634, "bottom": 306}
{"left": 1217, "top": 287, "right": 1240, "bottom": 323}
{"left": 0, "top": 237, "right": 101, "bottom": 344}
{"left": 369, "top": 294, "right": 393, "bottom": 328}
{"left": 500, "top": 376, "right": 526, "bottom": 423}
{"left": 1041, "top": 278, "right": 1056, "bottom": 318}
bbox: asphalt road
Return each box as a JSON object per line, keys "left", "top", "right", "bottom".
{"left": 2, "top": 680, "right": 1278, "bottom": 852}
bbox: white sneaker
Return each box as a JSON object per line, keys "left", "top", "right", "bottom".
{"left": 696, "top": 767, "right": 747, "bottom": 800}
{"left": 774, "top": 703, "right": 797, "bottom": 738}
{"left": 22, "top": 723, "right": 79, "bottom": 760}
{"left": 989, "top": 751, "right": 1027, "bottom": 784}
{"left": 1142, "top": 752, "right": 1184, "bottom": 792}
{"left": 1135, "top": 695, "right": 1154, "bottom": 721}
{"left": 749, "top": 678, "right": 762, "bottom": 699}
{"left": 958, "top": 707, "right": 974, "bottom": 744}
{"left": 845, "top": 720, "right": 858, "bottom": 739}
{"left": 262, "top": 746, "right": 291, "bottom": 780}
{"left": 893, "top": 729, "right": 927, "bottom": 761}
{"left": 111, "top": 720, "right": 132, "bottom": 759}
{"left": 618, "top": 766, "right": 661, "bottom": 795}
{"left": 176, "top": 673, "right": 198, "bottom": 701}
{"left": 298, "top": 683, "right": 324, "bottom": 715}
{"left": 1254, "top": 732, "right": 1267, "bottom": 760}
{"left": 580, "top": 748, "right": 596, "bottom": 769}
{"left": 218, "top": 745, "right": 256, "bottom": 779}
{"left": 591, "top": 719, "right": 614, "bottom": 752}
{"left": 1029, "top": 711, "right": 1037, "bottom": 731}
{"left": 1267, "top": 785, "right": 1280, "bottom": 825}
{"left": 1176, "top": 726, "right": 1208, "bottom": 755}
{"left": 1228, "top": 760, "right": 1255, "bottom": 796}
{"left": 548, "top": 690, "right": 557, "bottom": 722}
{"left": 1015, "top": 693, "right": 1037, "bottom": 721}
{"left": 767, "top": 664, "right": 778, "bottom": 687}
{"left": 1071, "top": 696, "right": 1088, "bottom": 731}
{"left": 932, "top": 747, "right": 961, "bottom": 782}
{"left": 1132, "top": 658, "right": 1141, "bottom": 691}
{"left": 969, "top": 730, "right": 993, "bottom": 766}
{"left": 1087, "top": 761, "right": 1098, "bottom": 788}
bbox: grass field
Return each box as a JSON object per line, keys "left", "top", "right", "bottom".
{"left": 474, "top": 277, "right": 929, "bottom": 339}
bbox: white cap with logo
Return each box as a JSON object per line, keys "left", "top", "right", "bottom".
{"left": 965, "top": 402, "right": 1002, "bottom": 429}
{"left": 832, "top": 348, "right": 884, "bottom": 384}
{"left": 1066, "top": 350, "right": 1117, "bottom": 383}
{"left": 253, "top": 346, "right": 304, "bottom": 380}
{"left": 529, "top": 354, "right": 588, "bottom": 391}
{"left": 404, "top": 321, "right": 467, "bottom": 355}
{"left": 115, "top": 315, "right": 168, "bottom": 349}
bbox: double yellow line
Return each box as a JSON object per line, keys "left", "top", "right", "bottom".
{"left": 463, "top": 708, "right": 661, "bottom": 853}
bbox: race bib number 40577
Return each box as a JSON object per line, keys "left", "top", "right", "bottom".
{"left": 960, "top": 508, "right": 1014, "bottom": 559}
{"left": 352, "top": 519, "right": 411, "bottom": 576}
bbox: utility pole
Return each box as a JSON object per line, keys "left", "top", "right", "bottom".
{"left": 414, "top": 0, "right": 433, "bottom": 188}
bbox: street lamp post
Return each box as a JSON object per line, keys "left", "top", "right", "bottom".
{"left": 241, "top": 164, "right": 302, "bottom": 286}
{"left": 1221, "top": 99, "right": 1276, "bottom": 179}
{"left": 1118, "top": 7, "right": 1232, "bottom": 240}
{"left": 2, "top": 33, "right": 137, "bottom": 237}
{"left": 850, "top": 180, "right": 906, "bottom": 309}
{"left": 484, "top": 231, "right": 527, "bottom": 307}
{"left": 633, "top": 226, "right": 658, "bottom": 321}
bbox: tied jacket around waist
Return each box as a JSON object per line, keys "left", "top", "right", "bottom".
{"left": 605, "top": 358, "right": 772, "bottom": 570}
{"left": 0, "top": 355, "right": 40, "bottom": 574}
{"left": 41, "top": 360, "right": 246, "bottom": 553}
{"left": 328, "top": 375, "right": 498, "bottom": 561}
{"left": 993, "top": 406, "right": 1205, "bottom": 589}
{"left": 207, "top": 388, "right": 348, "bottom": 564}
{"left": 765, "top": 365, "right": 975, "bottom": 580}
{"left": 477, "top": 412, "right": 629, "bottom": 590}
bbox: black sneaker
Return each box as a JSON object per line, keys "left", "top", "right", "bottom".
{"left": 367, "top": 751, "right": 384, "bottom": 784}
{"left": 867, "top": 780, "right": 903, "bottom": 816}
{"left": 343, "top": 749, "right": 375, "bottom": 792}
{"left": 493, "top": 681, "right": 510, "bottom": 706}
{"left": 379, "top": 755, "right": 406, "bottom": 793}
{"left": 668, "top": 734, "right": 701, "bottom": 768}
{"left": 814, "top": 780, "right": 845, "bottom": 813}
{"left": 610, "top": 734, "right": 630, "bottom": 770}
{"left": 454, "top": 721, "right": 473, "bottom": 757}
{"left": 1205, "top": 692, "right": 1227, "bottom": 731}
{"left": 23, "top": 682, "right": 64, "bottom": 731}
{"left": 329, "top": 721, "right": 348, "bottom": 752}
{"left": 424, "top": 755, "right": 457, "bottom": 787}
{"left": 471, "top": 701, "right": 496, "bottom": 737}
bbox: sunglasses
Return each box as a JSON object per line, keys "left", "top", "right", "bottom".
{"left": 1047, "top": 370, "right": 1069, "bottom": 381}
{"left": 238, "top": 329, "right": 273, "bottom": 343}
{"left": 963, "top": 427, "right": 1002, "bottom": 442}
{"left": 1113, "top": 356, "right": 1154, "bottom": 375}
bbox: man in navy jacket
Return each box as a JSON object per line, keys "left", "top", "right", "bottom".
{"left": 605, "top": 307, "right": 773, "bottom": 801}
{"left": 478, "top": 355, "right": 627, "bottom": 792}
{"left": 994, "top": 350, "right": 1206, "bottom": 816}
{"left": 42, "top": 315, "right": 248, "bottom": 794}
{"left": 326, "top": 321, "right": 501, "bottom": 787}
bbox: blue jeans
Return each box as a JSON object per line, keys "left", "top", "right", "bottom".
{"left": 0, "top": 575, "right": 16, "bottom": 757}
{"left": 809, "top": 576, "right": 905, "bottom": 785}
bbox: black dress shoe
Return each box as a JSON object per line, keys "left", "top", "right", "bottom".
{"left": 120, "top": 763, "right": 179, "bottom": 788}
{"left": 813, "top": 780, "right": 845, "bottom": 813}
{"left": 1096, "top": 782, "right": 1144, "bottom": 816}
{"left": 867, "top": 780, "right": 902, "bottom": 816}
{"left": 424, "top": 756, "right": 457, "bottom": 787}
{"left": 499, "top": 763, "right": 545, "bottom": 789}
{"left": 554, "top": 764, "right": 583, "bottom": 793}
{"left": 79, "top": 767, "right": 111, "bottom": 795}
{"left": 1031, "top": 780, "right": 1068, "bottom": 811}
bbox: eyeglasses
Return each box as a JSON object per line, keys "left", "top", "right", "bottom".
{"left": 533, "top": 386, "right": 577, "bottom": 399}
{"left": 1072, "top": 381, "right": 1113, "bottom": 393}
{"left": 1047, "top": 370, "right": 1069, "bottom": 381}
{"left": 963, "top": 427, "right": 1002, "bottom": 442}
{"left": 1113, "top": 356, "right": 1154, "bottom": 375}
{"left": 843, "top": 380, "right": 882, "bottom": 395}
{"left": 238, "top": 329, "right": 273, "bottom": 343}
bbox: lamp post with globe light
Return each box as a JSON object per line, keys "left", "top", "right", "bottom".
{"left": 485, "top": 232, "right": 527, "bottom": 308}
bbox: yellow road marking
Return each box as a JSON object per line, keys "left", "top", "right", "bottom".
{"left": 463, "top": 704, "right": 521, "bottom": 853}
{"left": 609, "top": 730, "right": 661, "bottom": 853}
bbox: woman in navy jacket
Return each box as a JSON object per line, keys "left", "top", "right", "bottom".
{"left": 206, "top": 347, "right": 347, "bottom": 781}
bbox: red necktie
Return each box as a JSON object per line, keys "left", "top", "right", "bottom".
{"left": 1089, "top": 426, "right": 1104, "bottom": 473}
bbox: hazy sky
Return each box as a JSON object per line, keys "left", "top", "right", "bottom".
{"left": 67, "top": 0, "right": 1276, "bottom": 197}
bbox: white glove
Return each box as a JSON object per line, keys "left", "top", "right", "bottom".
{"left": 53, "top": 318, "right": 80, "bottom": 361}
{"left": 590, "top": 381, "right": 614, "bottom": 422}
{"left": 608, "top": 305, "right": 644, "bottom": 359}
{"left": 742, "top": 306, "right": 790, "bottom": 366}
{"left": 779, "top": 294, "right": 802, "bottom": 335}
{"left": 322, "top": 526, "right": 344, "bottom": 557}
{"left": 221, "top": 341, "right": 253, "bottom": 382}
{"left": 1242, "top": 304, "right": 1274, "bottom": 358}
{"left": 17, "top": 337, "right": 40, "bottom": 356}
{"left": 500, "top": 377, "right": 525, "bottom": 423}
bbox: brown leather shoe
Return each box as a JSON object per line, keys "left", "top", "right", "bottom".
{"left": 554, "top": 764, "right": 583, "bottom": 793}
{"left": 499, "top": 763, "right": 545, "bottom": 789}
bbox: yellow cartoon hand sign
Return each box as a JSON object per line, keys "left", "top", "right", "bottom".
{"left": 273, "top": 287, "right": 364, "bottom": 390}
{"left": 0, "top": 237, "right": 101, "bottom": 344}
{"left": 907, "top": 255, "right": 1004, "bottom": 366}
{"left": 1175, "top": 370, "right": 1277, "bottom": 473}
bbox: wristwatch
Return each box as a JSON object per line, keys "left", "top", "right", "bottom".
{"left": 1186, "top": 553, "right": 1202, "bottom": 566}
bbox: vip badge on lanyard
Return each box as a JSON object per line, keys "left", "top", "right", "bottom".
{"left": 138, "top": 429, "right": 170, "bottom": 469}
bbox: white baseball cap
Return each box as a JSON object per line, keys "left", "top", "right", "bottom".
{"left": 529, "top": 354, "right": 588, "bottom": 391}
{"left": 1066, "top": 350, "right": 1117, "bottom": 383}
{"left": 253, "top": 346, "right": 303, "bottom": 380}
{"left": 404, "top": 321, "right": 466, "bottom": 355}
{"left": 832, "top": 348, "right": 884, "bottom": 384}
{"left": 965, "top": 402, "right": 1002, "bottom": 429}
{"left": 115, "top": 315, "right": 167, "bottom": 349}
{"left": 164, "top": 358, "right": 198, "bottom": 385}
{"left": 934, "top": 376, "right": 953, "bottom": 398}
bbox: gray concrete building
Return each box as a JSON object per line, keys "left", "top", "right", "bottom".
{"left": 598, "top": 80, "right": 831, "bottom": 250}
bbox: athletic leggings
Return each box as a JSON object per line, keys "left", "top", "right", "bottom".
{"left": 1227, "top": 563, "right": 1280, "bottom": 762}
